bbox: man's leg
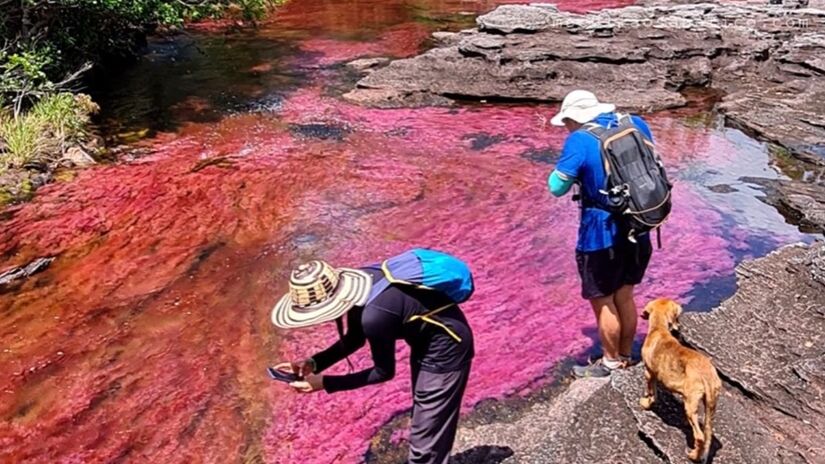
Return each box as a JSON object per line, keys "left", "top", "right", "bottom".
{"left": 575, "top": 247, "right": 625, "bottom": 377}
{"left": 614, "top": 284, "right": 638, "bottom": 360}
{"left": 589, "top": 295, "right": 622, "bottom": 362}
{"left": 408, "top": 365, "right": 471, "bottom": 464}
{"left": 615, "top": 236, "right": 653, "bottom": 362}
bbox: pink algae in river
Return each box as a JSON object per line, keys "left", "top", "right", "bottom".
{"left": 299, "top": 23, "right": 432, "bottom": 65}
{"left": 0, "top": 82, "right": 792, "bottom": 463}
{"left": 0, "top": 0, "right": 805, "bottom": 460}
{"left": 258, "top": 90, "right": 745, "bottom": 463}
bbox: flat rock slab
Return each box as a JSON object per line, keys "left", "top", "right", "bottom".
{"left": 345, "top": 2, "right": 825, "bottom": 164}
{"left": 453, "top": 377, "right": 663, "bottom": 463}
{"left": 476, "top": 4, "right": 561, "bottom": 34}
{"left": 680, "top": 242, "right": 825, "bottom": 462}
{"left": 452, "top": 242, "right": 825, "bottom": 463}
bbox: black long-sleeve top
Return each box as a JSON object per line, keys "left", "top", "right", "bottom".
{"left": 312, "top": 268, "right": 474, "bottom": 393}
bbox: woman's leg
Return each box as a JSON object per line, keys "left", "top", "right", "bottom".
{"left": 408, "top": 365, "right": 471, "bottom": 464}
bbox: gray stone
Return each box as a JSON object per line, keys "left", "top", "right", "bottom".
{"left": 346, "top": 57, "right": 391, "bottom": 74}
{"left": 0, "top": 257, "right": 55, "bottom": 287}
{"left": 63, "top": 145, "right": 97, "bottom": 167}
{"left": 447, "top": 242, "right": 825, "bottom": 463}
{"left": 476, "top": 4, "right": 560, "bottom": 34}
{"left": 345, "top": 2, "right": 825, "bottom": 168}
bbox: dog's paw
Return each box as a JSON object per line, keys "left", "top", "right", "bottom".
{"left": 687, "top": 447, "right": 704, "bottom": 462}
{"left": 639, "top": 397, "right": 654, "bottom": 410}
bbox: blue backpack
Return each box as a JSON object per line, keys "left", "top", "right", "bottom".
{"left": 365, "top": 248, "right": 474, "bottom": 304}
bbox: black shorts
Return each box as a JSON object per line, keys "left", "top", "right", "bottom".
{"left": 576, "top": 238, "right": 652, "bottom": 300}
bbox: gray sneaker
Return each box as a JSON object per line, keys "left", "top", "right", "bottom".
{"left": 573, "top": 359, "right": 614, "bottom": 378}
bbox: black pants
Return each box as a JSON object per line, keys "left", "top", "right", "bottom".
{"left": 408, "top": 363, "right": 471, "bottom": 464}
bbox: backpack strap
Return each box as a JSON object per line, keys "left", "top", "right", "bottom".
{"left": 582, "top": 122, "right": 607, "bottom": 138}
{"left": 381, "top": 259, "right": 431, "bottom": 291}
{"left": 581, "top": 122, "right": 614, "bottom": 179}
{"left": 408, "top": 303, "right": 462, "bottom": 343}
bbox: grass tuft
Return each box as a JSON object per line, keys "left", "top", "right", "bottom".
{"left": 0, "top": 93, "right": 98, "bottom": 173}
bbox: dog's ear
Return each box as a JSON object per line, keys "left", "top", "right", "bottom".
{"left": 640, "top": 305, "right": 650, "bottom": 320}
{"left": 668, "top": 300, "right": 683, "bottom": 331}
{"left": 673, "top": 301, "right": 683, "bottom": 317}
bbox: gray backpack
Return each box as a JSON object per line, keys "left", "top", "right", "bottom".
{"left": 582, "top": 114, "right": 672, "bottom": 246}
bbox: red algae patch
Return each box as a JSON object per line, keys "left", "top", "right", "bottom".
{"left": 0, "top": 0, "right": 807, "bottom": 461}
{"left": 299, "top": 23, "right": 433, "bottom": 65}
{"left": 1, "top": 85, "right": 804, "bottom": 463}
{"left": 256, "top": 91, "right": 792, "bottom": 463}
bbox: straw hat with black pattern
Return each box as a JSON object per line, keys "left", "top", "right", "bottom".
{"left": 272, "top": 260, "right": 372, "bottom": 329}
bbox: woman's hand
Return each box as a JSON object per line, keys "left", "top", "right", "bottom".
{"left": 290, "top": 374, "right": 324, "bottom": 393}
{"left": 273, "top": 358, "right": 316, "bottom": 378}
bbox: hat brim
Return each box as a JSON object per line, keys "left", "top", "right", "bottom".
{"left": 550, "top": 102, "right": 616, "bottom": 126}
{"left": 271, "top": 268, "right": 372, "bottom": 329}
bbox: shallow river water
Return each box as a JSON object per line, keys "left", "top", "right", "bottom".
{"left": 0, "top": 0, "right": 810, "bottom": 462}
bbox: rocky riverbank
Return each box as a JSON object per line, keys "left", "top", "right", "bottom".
{"left": 344, "top": 0, "right": 825, "bottom": 246}
{"left": 449, "top": 240, "right": 825, "bottom": 463}
{"left": 456, "top": 243, "right": 825, "bottom": 464}
{"left": 363, "top": 241, "right": 825, "bottom": 463}
{"left": 345, "top": 2, "right": 825, "bottom": 158}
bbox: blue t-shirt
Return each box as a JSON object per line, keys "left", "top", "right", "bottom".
{"left": 554, "top": 112, "right": 654, "bottom": 252}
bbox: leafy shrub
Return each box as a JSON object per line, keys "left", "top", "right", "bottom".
{"left": 0, "top": 93, "right": 99, "bottom": 172}
{"left": 1, "top": 0, "right": 278, "bottom": 109}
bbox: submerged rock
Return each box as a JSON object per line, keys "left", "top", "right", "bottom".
{"left": 288, "top": 122, "right": 351, "bottom": 141}
{"left": 463, "top": 132, "right": 507, "bottom": 151}
{"left": 0, "top": 257, "right": 55, "bottom": 288}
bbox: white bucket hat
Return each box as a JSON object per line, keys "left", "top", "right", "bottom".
{"left": 550, "top": 90, "right": 616, "bottom": 126}
{"left": 272, "top": 260, "right": 372, "bottom": 329}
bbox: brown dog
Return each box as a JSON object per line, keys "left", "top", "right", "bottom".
{"left": 640, "top": 298, "right": 722, "bottom": 462}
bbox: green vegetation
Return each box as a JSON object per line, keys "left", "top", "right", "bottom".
{"left": 0, "top": 93, "right": 99, "bottom": 173}
{"left": 1, "top": 0, "right": 277, "bottom": 109}
{"left": 0, "top": 0, "right": 281, "bottom": 203}
{"left": 768, "top": 143, "right": 809, "bottom": 181}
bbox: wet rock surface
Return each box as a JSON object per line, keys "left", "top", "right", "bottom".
{"left": 0, "top": 257, "right": 54, "bottom": 290}
{"left": 451, "top": 241, "right": 825, "bottom": 463}
{"left": 744, "top": 174, "right": 825, "bottom": 234}
{"left": 345, "top": 2, "right": 825, "bottom": 165}
{"left": 772, "top": 180, "right": 825, "bottom": 234}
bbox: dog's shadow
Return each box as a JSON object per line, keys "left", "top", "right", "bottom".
{"left": 648, "top": 387, "right": 722, "bottom": 463}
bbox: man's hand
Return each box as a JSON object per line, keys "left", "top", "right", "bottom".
{"left": 273, "top": 359, "right": 315, "bottom": 378}
{"left": 290, "top": 374, "right": 324, "bottom": 393}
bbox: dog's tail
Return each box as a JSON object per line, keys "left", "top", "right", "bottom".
{"left": 701, "top": 367, "right": 722, "bottom": 459}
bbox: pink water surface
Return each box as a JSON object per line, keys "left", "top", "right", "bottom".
{"left": 0, "top": 0, "right": 805, "bottom": 463}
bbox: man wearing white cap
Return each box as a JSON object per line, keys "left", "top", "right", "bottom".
{"left": 548, "top": 90, "right": 656, "bottom": 378}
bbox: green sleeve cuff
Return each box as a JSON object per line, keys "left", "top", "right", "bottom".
{"left": 548, "top": 170, "right": 575, "bottom": 197}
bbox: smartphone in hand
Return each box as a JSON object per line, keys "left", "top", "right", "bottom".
{"left": 267, "top": 367, "right": 301, "bottom": 383}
